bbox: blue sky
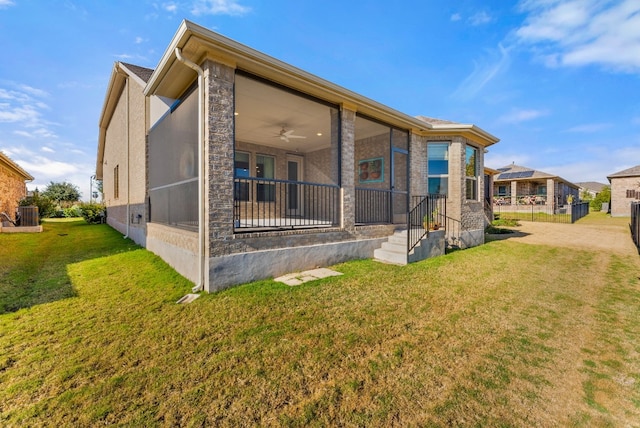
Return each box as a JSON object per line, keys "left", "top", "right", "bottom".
{"left": 1, "top": 0, "right": 639, "bottom": 199}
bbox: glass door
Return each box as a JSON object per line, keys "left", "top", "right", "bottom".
{"left": 286, "top": 155, "right": 303, "bottom": 217}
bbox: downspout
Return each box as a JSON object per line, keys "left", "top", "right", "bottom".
{"left": 174, "top": 47, "right": 205, "bottom": 293}
{"left": 124, "top": 77, "right": 131, "bottom": 239}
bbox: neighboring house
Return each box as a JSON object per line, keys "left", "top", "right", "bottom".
{"left": 96, "top": 20, "right": 499, "bottom": 292}
{"left": 0, "top": 151, "right": 33, "bottom": 224}
{"left": 607, "top": 165, "right": 640, "bottom": 217}
{"left": 492, "top": 163, "right": 579, "bottom": 207}
{"left": 484, "top": 166, "right": 500, "bottom": 221}
{"left": 575, "top": 181, "right": 608, "bottom": 199}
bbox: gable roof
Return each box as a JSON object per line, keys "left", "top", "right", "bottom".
{"left": 144, "top": 19, "right": 500, "bottom": 147}
{"left": 607, "top": 165, "right": 640, "bottom": 180}
{"left": 120, "top": 62, "right": 154, "bottom": 83}
{"left": 493, "top": 163, "right": 579, "bottom": 188}
{"left": 0, "top": 151, "right": 33, "bottom": 181}
{"left": 96, "top": 61, "right": 154, "bottom": 179}
{"left": 575, "top": 182, "right": 608, "bottom": 193}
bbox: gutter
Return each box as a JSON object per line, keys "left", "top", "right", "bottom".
{"left": 174, "top": 47, "right": 206, "bottom": 293}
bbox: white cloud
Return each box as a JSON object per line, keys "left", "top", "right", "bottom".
{"left": 565, "top": 123, "right": 612, "bottom": 133}
{"left": 41, "top": 146, "right": 55, "bottom": 153}
{"left": 162, "top": 2, "right": 177, "bottom": 13}
{"left": 516, "top": 0, "right": 640, "bottom": 73}
{"left": 499, "top": 108, "right": 549, "bottom": 123}
{"left": 190, "top": 0, "right": 250, "bottom": 16}
{"left": 135, "top": 36, "right": 146, "bottom": 44}
{"left": 469, "top": 11, "right": 494, "bottom": 26}
{"left": 452, "top": 44, "right": 511, "bottom": 100}
{"left": 450, "top": 13, "right": 462, "bottom": 22}
{"left": 0, "top": 0, "right": 15, "bottom": 9}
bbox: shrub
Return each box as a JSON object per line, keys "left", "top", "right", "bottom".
{"left": 78, "top": 202, "right": 106, "bottom": 224}
{"left": 19, "top": 192, "right": 56, "bottom": 220}
{"left": 63, "top": 206, "right": 83, "bottom": 218}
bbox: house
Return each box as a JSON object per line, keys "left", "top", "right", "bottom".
{"left": 607, "top": 165, "right": 640, "bottom": 217}
{"left": 97, "top": 61, "right": 162, "bottom": 246}
{"left": 96, "top": 20, "right": 499, "bottom": 292}
{"left": 0, "top": 151, "right": 33, "bottom": 225}
{"left": 492, "top": 163, "right": 580, "bottom": 207}
{"left": 575, "top": 181, "right": 608, "bottom": 199}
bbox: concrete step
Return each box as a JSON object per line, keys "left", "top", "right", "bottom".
{"left": 381, "top": 241, "right": 406, "bottom": 253}
{"left": 374, "top": 247, "right": 407, "bottom": 265}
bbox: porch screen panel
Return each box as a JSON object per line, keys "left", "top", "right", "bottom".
{"left": 148, "top": 89, "right": 198, "bottom": 229}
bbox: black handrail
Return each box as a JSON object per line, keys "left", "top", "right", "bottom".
{"left": 407, "top": 194, "right": 446, "bottom": 253}
{"left": 631, "top": 201, "right": 640, "bottom": 254}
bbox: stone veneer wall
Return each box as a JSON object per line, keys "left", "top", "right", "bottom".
{"left": 0, "top": 161, "right": 27, "bottom": 222}
{"left": 610, "top": 175, "right": 640, "bottom": 217}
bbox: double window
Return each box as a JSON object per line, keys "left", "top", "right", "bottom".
{"left": 428, "top": 142, "right": 449, "bottom": 195}
{"left": 234, "top": 152, "right": 276, "bottom": 202}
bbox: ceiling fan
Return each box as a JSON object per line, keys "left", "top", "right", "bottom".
{"left": 274, "top": 126, "right": 306, "bottom": 143}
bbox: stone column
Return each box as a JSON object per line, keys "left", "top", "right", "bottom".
{"left": 202, "top": 59, "right": 237, "bottom": 259}
{"left": 510, "top": 181, "right": 517, "bottom": 205}
{"left": 547, "top": 178, "right": 555, "bottom": 209}
{"left": 340, "top": 107, "right": 356, "bottom": 232}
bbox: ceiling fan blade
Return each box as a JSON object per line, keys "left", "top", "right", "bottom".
{"left": 287, "top": 135, "right": 306, "bottom": 139}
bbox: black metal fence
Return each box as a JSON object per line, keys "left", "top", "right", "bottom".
{"left": 234, "top": 177, "right": 339, "bottom": 231}
{"left": 493, "top": 202, "right": 590, "bottom": 224}
{"left": 632, "top": 201, "right": 640, "bottom": 254}
{"left": 407, "top": 194, "right": 447, "bottom": 252}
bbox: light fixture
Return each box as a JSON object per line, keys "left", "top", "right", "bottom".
{"left": 316, "top": 132, "right": 322, "bottom": 136}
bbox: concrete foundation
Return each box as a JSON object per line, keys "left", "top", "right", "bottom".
{"left": 207, "top": 237, "right": 387, "bottom": 292}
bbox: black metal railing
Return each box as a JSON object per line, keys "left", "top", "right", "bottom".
{"left": 234, "top": 177, "right": 339, "bottom": 231}
{"left": 407, "top": 194, "right": 447, "bottom": 253}
{"left": 493, "top": 201, "right": 589, "bottom": 224}
{"left": 355, "top": 188, "right": 392, "bottom": 224}
{"left": 631, "top": 201, "right": 640, "bottom": 254}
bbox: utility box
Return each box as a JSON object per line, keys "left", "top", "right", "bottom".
{"left": 18, "top": 206, "right": 39, "bottom": 227}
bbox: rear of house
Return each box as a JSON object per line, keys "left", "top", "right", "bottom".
{"left": 97, "top": 20, "right": 499, "bottom": 292}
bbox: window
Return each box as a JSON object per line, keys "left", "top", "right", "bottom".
{"left": 114, "top": 165, "right": 119, "bottom": 199}
{"left": 234, "top": 152, "right": 250, "bottom": 201}
{"left": 256, "top": 154, "right": 275, "bottom": 202}
{"left": 428, "top": 142, "right": 449, "bottom": 195}
{"left": 465, "top": 146, "right": 478, "bottom": 200}
{"left": 627, "top": 189, "right": 640, "bottom": 199}
{"left": 497, "top": 185, "right": 508, "bottom": 196}
{"left": 537, "top": 185, "right": 547, "bottom": 195}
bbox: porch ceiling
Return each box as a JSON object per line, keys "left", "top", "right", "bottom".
{"left": 235, "top": 74, "right": 388, "bottom": 153}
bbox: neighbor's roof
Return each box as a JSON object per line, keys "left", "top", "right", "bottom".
{"left": 0, "top": 151, "right": 34, "bottom": 181}
{"left": 575, "top": 181, "right": 608, "bottom": 192}
{"left": 493, "top": 163, "right": 579, "bottom": 188}
{"left": 607, "top": 165, "right": 640, "bottom": 180}
{"left": 144, "top": 19, "right": 500, "bottom": 147}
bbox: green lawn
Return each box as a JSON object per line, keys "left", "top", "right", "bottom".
{"left": 1, "top": 217, "right": 639, "bottom": 426}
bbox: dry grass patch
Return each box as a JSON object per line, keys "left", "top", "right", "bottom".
{"left": 1, "top": 216, "right": 640, "bottom": 426}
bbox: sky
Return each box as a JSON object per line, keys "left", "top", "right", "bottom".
{"left": 1, "top": 0, "right": 640, "bottom": 200}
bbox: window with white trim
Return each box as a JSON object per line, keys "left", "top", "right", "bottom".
{"left": 465, "top": 145, "right": 478, "bottom": 200}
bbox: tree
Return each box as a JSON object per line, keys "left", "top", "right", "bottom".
{"left": 41, "top": 181, "right": 81, "bottom": 207}
{"left": 590, "top": 185, "right": 611, "bottom": 212}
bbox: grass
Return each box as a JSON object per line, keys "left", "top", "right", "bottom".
{"left": 1, "top": 216, "right": 640, "bottom": 426}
